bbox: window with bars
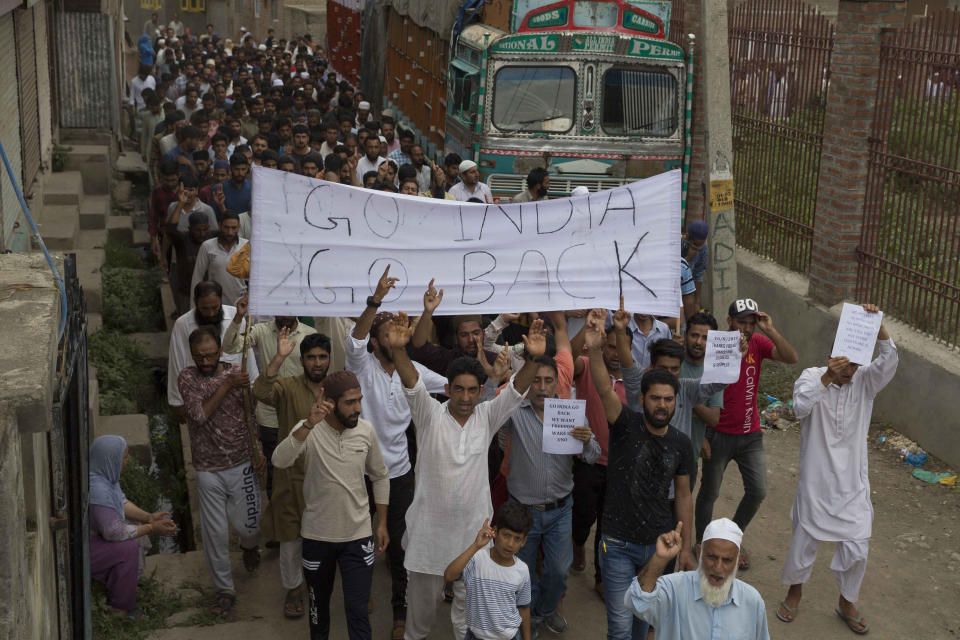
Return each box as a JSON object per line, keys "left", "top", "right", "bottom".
{"left": 601, "top": 67, "right": 678, "bottom": 136}
{"left": 179, "top": 0, "right": 206, "bottom": 12}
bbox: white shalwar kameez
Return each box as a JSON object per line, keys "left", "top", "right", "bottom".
{"left": 782, "top": 338, "right": 898, "bottom": 601}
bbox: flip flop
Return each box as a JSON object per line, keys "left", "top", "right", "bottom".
{"left": 738, "top": 547, "right": 751, "bottom": 571}
{"left": 212, "top": 590, "right": 236, "bottom": 617}
{"left": 284, "top": 585, "right": 305, "bottom": 619}
{"left": 776, "top": 601, "right": 798, "bottom": 623}
{"left": 835, "top": 607, "right": 870, "bottom": 635}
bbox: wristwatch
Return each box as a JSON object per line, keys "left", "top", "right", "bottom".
{"left": 366, "top": 296, "right": 381, "bottom": 308}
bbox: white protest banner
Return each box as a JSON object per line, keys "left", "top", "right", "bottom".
{"left": 542, "top": 398, "right": 586, "bottom": 455}
{"left": 247, "top": 166, "right": 681, "bottom": 316}
{"left": 701, "top": 330, "right": 743, "bottom": 384}
{"left": 831, "top": 303, "right": 883, "bottom": 365}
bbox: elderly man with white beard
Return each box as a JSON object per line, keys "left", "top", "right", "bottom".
{"left": 625, "top": 518, "right": 771, "bottom": 640}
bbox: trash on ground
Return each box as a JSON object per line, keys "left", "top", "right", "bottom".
{"left": 912, "top": 468, "right": 958, "bottom": 486}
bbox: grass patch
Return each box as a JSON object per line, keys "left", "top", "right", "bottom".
{"left": 757, "top": 360, "right": 804, "bottom": 410}
{"left": 91, "top": 576, "right": 186, "bottom": 640}
{"left": 104, "top": 240, "right": 148, "bottom": 270}
{"left": 89, "top": 329, "right": 154, "bottom": 415}
{"left": 102, "top": 267, "right": 164, "bottom": 333}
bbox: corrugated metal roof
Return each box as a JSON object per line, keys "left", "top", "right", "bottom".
{"left": 56, "top": 12, "right": 117, "bottom": 129}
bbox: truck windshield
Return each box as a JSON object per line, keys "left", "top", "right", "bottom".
{"left": 493, "top": 66, "right": 576, "bottom": 133}
{"left": 602, "top": 67, "right": 678, "bottom": 136}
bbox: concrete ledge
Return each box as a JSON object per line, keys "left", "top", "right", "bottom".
{"left": 77, "top": 229, "right": 107, "bottom": 250}
{"left": 106, "top": 215, "right": 133, "bottom": 245}
{"left": 74, "top": 250, "right": 103, "bottom": 315}
{"left": 86, "top": 312, "right": 102, "bottom": 336}
{"left": 63, "top": 145, "right": 111, "bottom": 195}
{"left": 35, "top": 204, "right": 80, "bottom": 251}
{"left": 128, "top": 332, "right": 169, "bottom": 368}
{"left": 96, "top": 414, "right": 151, "bottom": 466}
{"left": 79, "top": 196, "right": 109, "bottom": 230}
{"left": 42, "top": 171, "right": 84, "bottom": 205}
{"left": 115, "top": 151, "right": 149, "bottom": 176}
{"left": 160, "top": 283, "right": 178, "bottom": 332}
{"left": 737, "top": 249, "right": 960, "bottom": 468}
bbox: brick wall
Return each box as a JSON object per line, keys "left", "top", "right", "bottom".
{"left": 807, "top": 0, "right": 905, "bottom": 304}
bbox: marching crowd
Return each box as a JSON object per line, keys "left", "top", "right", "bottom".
{"left": 87, "top": 23, "right": 900, "bottom": 640}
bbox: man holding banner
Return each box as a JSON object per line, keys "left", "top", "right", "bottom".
{"left": 385, "top": 308, "right": 547, "bottom": 640}
{"left": 777, "top": 305, "right": 896, "bottom": 635}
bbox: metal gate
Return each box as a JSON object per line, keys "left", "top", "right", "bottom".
{"left": 857, "top": 8, "right": 960, "bottom": 347}
{"left": 728, "top": 0, "right": 834, "bottom": 273}
{"left": 15, "top": 6, "right": 40, "bottom": 190}
{"left": 51, "top": 255, "right": 91, "bottom": 639}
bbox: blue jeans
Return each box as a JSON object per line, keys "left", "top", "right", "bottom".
{"left": 600, "top": 535, "right": 656, "bottom": 640}
{"left": 515, "top": 500, "right": 573, "bottom": 623}
{"left": 694, "top": 429, "right": 767, "bottom": 543}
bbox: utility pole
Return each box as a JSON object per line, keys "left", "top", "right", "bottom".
{"left": 699, "top": 0, "right": 738, "bottom": 316}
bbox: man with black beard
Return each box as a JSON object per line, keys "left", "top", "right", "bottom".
{"left": 252, "top": 331, "right": 332, "bottom": 621}
{"left": 344, "top": 267, "right": 447, "bottom": 639}
{"left": 273, "top": 370, "right": 390, "bottom": 640}
{"left": 511, "top": 167, "right": 550, "bottom": 203}
{"left": 167, "top": 281, "right": 258, "bottom": 420}
{"left": 223, "top": 295, "right": 316, "bottom": 496}
{"left": 626, "top": 518, "right": 771, "bottom": 640}
{"left": 583, "top": 319, "right": 694, "bottom": 640}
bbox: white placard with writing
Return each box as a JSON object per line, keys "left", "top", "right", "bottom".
{"left": 701, "top": 330, "right": 743, "bottom": 384}
{"left": 542, "top": 398, "right": 586, "bottom": 455}
{"left": 831, "top": 303, "right": 883, "bottom": 365}
{"left": 247, "top": 166, "right": 681, "bottom": 316}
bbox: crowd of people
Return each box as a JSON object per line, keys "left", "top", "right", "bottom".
{"left": 87, "top": 21, "right": 902, "bottom": 640}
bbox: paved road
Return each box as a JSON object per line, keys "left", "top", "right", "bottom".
{"left": 147, "top": 422, "right": 960, "bottom": 639}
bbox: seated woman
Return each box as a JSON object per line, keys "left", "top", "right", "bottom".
{"left": 89, "top": 435, "right": 178, "bottom": 619}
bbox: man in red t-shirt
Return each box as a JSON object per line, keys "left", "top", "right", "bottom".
{"left": 694, "top": 298, "right": 798, "bottom": 569}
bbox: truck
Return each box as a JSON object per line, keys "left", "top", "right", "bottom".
{"left": 339, "top": 0, "right": 690, "bottom": 201}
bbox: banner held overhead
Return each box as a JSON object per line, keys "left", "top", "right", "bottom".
{"left": 248, "top": 166, "right": 682, "bottom": 317}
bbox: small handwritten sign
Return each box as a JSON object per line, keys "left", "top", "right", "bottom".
{"left": 831, "top": 303, "right": 883, "bottom": 365}
{"left": 701, "top": 330, "right": 743, "bottom": 384}
{"left": 542, "top": 398, "right": 586, "bottom": 455}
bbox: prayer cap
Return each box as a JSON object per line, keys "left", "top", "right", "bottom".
{"left": 688, "top": 219, "right": 709, "bottom": 241}
{"left": 571, "top": 186, "right": 589, "bottom": 196}
{"left": 321, "top": 370, "right": 361, "bottom": 400}
{"left": 702, "top": 518, "right": 743, "bottom": 548}
{"left": 358, "top": 101, "right": 371, "bottom": 110}
{"left": 459, "top": 159, "right": 478, "bottom": 173}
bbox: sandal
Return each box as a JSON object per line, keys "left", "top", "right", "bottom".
{"left": 242, "top": 545, "right": 261, "bottom": 573}
{"left": 836, "top": 607, "right": 870, "bottom": 635}
{"left": 443, "top": 582, "right": 454, "bottom": 603}
{"left": 738, "top": 546, "right": 751, "bottom": 571}
{"left": 776, "top": 601, "right": 798, "bottom": 623}
{"left": 212, "top": 590, "right": 236, "bottom": 617}
{"left": 284, "top": 584, "right": 305, "bottom": 619}
{"left": 391, "top": 619, "right": 405, "bottom": 640}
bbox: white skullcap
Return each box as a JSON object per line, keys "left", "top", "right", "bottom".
{"left": 171, "top": 37, "right": 179, "bottom": 43}
{"left": 258, "top": 43, "right": 267, "bottom": 51}
{"left": 378, "top": 135, "right": 387, "bottom": 143}
{"left": 240, "top": 26, "right": 247, "bottom": 31}
{"left": 702, "top": 518, "right": 743, "bottom": 548}
{"left": 459, "top": 159, "right": 478, "bottom": 173}
{"left": 157, "top": 38, "right": 166, "bottom": 46}
{"left": 300, "top": 71, "right": 309, "bottom": 79}
{"left": 358, "top": 101, "right": 370, "bottom": 110}
{"left": 571, "top": 186, "right": 590, "bottom": 196}
{"left": 205, "top": 58, "right": 216, "bottom": 67}
{"left": 272, "top": 78, "right": 284, "bottom": 87}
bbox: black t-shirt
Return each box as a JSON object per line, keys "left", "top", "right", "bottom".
{"left": 602, "top": 404, "right": 693, "bottom": 545}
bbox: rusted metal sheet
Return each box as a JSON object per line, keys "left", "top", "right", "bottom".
{"left": 728, "top": 0, "right": 834, "bottom": 274}
{"left": 55, "top": 12, "right": 117, "bottom": 129}
{"left": 857, "top": 8, "right": 960, "bottom": 347}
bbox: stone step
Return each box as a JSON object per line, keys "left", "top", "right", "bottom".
{"left": 132, "top": 228, "right": 150, "bottom": 245}
{"left": 74, "top": 250, "right": 104, "bottom": 314}
{"left": 106, "top": 215, "right": 133, "bottom": 245}
{"left": 96, "top": 414, "right": 152, "bottom": 466}
{"left": 79, "top": 195, "right": 110, "bottom": 230}
{"left": 43, "top": 171, "right": 84, "bottom": 205}
{"left": 77, "top": 229, "right": 107, "bottom": 250}
{"left": 63, "top": 145, "right": 111, "bottom": 195}
{"left": 128, "top": 332, "right": 169, "bottom": 368}
{"left": 116, "top": 151, "right": 149, "bottom": 176}
{"left": 34, "top": 207, "right": 79, "bottom": 251}
{"left": 86, "top": 312, "right": 102, "bottom": 335}
{"left": 34, "top": 203, "right": 78, "bottom": 225}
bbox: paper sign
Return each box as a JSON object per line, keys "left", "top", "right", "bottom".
{"left": 831, "top": 303, "right": 883, "bottom": 365}
{"left": 542, "top": 398, "right": 586, "bottom": 455}
{"left": 701, "top": 330, "right": 743, "bottom": 384}
{"left": 247, "top": 166, "right": 682, "bottom": 317}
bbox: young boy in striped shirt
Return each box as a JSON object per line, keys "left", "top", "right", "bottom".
{"left": 444, "top": 501, "right": 533, "bottom": 640}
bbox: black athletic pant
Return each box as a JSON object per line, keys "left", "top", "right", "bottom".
{"left": 302, "top": 536, "right": 375, "bottom": 640}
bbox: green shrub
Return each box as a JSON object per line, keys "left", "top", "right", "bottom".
{"left": 91, "top": 576, "right": 189, "bottom": 639}
{"left": 102, "top": 267, "right": 164, "bottom": 333}
{"left": 120, "top": 458, "right": 160, "bottom": 514}
{"left": 89, "top": 329, "right": 155, "bottom": 415}
{"left": 104, "top": 241, "right": 147, "bottom": 270}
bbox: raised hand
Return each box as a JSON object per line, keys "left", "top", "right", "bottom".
{"left": 739, "top": 331, "right": 749, "bottom": 355}
{"left": 612, "top": 295, "right": 630, "bottom": 331}
{"left": 825, "top": 356, "right": 851, "bottom": 383}
{"left": 229, "top": 371, "right": 250, "bottom": 389}
{"left": 500, "top": 312, "right": 521, "bottom": 324}
{"left": 212, "top": 185, "right": 226, "bottom": 211}
{"left": 521, "top": 318, "right": 547, "bottom": 358}
{"left": 276, "top": 327, "right": 296, "bottom": 358}
{"left": 861, "top": 303, "right": 880, "bottom": 314}
{"left": 306, "top": 390, "right": 335, "bottom": 428}
{"left": 583, "top": 320, "right": 605, "bottom": 351}
{"left": 235, "top": 294, "right": 248, "bottom": 319}
{"left": 570, "top": 425, "right": 592, "bottom": 442}
{"left": 373, "top": 264, "right": 399, "bottom": 304}
{"left": 755, "top": 310, "right": 775, "bottom": 334}
{"left": 587, "top": 308, "right": 607, "bottom": 332}
{"left": 387, "top": 311, "right": 414, "bottom": 349}
{"left": 472, "top": 518, "right": 496, "bottom": 549}
{"left": 654, "top": 521, "right": 684, "bottom": 561}
{"left": 423, "top": 278, "right": 444, "bottom": 313}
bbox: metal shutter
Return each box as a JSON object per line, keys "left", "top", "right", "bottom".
{"left": 0, "top": 14, "right": 24, "bottom": 249}
{"left": 15, "top": 6, "right": 40, "bottom": 190}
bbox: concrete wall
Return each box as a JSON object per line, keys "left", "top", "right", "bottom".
{"left": 738, "top": 249, "right": 960, "bottom": 469}
{"left": 0, "top": 254, "right": 62, "bottom": 640}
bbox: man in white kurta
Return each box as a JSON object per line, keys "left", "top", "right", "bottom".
{"left": 387, "top": 310, "right": 546, "bottom": 640}
{"left": 778, "top": 305, "right": 897, "bottom": 634}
